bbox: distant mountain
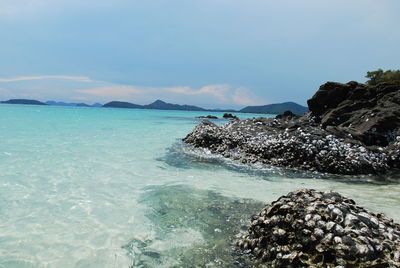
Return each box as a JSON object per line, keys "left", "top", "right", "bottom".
{"left": 102, "top": 101, "right": 143, "bottom": 109}
{"left": 144, "top": 100, "right": 206, "bottom": 111}
{"left": 208, "top": 108, "right": 237, "bottom": 113}
{"left": 76, "top": 103, "right": 90, "bottom": 107}
{"left": 102, "top": 99, "right": 308, "bottom": 114}
{"left": 240, "top": 102, "right": 308, "bottom": 115}
{"left": 1, "top": 99, "right": 47, "bottom": 105}
{"left": 46, "top": 101, "right": 75, "bottom": 106}
{"left": 46, "top": 101, "right": 100, "bottom": 107}
{"left": 102, "top": 100, "right": 206, "bottom": 111}
{"left": 1, "top": 98, "right": 308, "bottom": 115}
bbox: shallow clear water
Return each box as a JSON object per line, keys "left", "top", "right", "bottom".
{"left": 0, "top": 104, "right": 399, "bottom": 267}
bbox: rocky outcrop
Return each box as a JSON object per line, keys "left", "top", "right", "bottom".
{"left": 308, "top": 81, "right": 400, "bottom": 146}
{"left": 275, "top": 110, "right": 298, "bottom": 120}
{"left": 196, "top": 115, "right": 218, "bottom": 119}
{"left": 223, "top": 113, "right": 239, "bottom": 120}
{"left": 238, "top": 189, "right": 400, "bottom": 267}
{"left": 183, "top": 82, "right": 400, "bottom": 175}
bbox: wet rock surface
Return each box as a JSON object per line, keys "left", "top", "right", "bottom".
{"left": 238, "top": 189, "right": 400, "bottom": 267}
{"left": 183, "top": 82, "right": 400, "bottom": 175}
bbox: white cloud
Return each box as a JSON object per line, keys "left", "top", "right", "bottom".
{"left": 0, "top": 74, "right": 265, "bottom": 107}
{"left": 166, "top": 84, "right": 230, "bottom": 102}
{"left": 233, "top": 87, "right": 264, "bottom": 106}
{"left": 77, "top": 85, "right": 146, "bottom": 97}
{"left": 0, "top": 75, "right": 93, "bottom": 83}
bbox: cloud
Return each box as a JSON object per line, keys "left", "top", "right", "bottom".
{"left": 77, "top": 85, "right": 146, "bottom": 97}
{"left": 78, "top": 84, "right": 233, "bottom": 103}
{"left": 0, "top": 74, "right": 265, "bottom": 107}
{"left": 167, "top": 84, "right": 230, "bottom": 102}
{"left": 0, "top": 75, "right": 93, "bottom": 83}
{"left": 233, "top": 87, "right": 264, "bottom": 106}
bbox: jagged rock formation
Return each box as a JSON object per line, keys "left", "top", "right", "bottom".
{"left": 308, "top": 81, "right": 400, "bottom": 146}
{"left": 183, "top": 82, "right": 400, "bottom": 175}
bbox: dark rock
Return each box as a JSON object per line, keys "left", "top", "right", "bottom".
{"left": 183, "top": 81, "right": 400, "bottom": 175}
{"left": 223, "top": 113, "right": 239, "bottom": 120}
{"left": 275, "top": 110, "right": 298, "bottom": 119}
{"left": 183, "top": 118, "right": 398, "bottom": 175}
{"left": 307, "top": 81, "right": 400, "bottom": 146}
{"left": 238, "top": 189, "right": 400, "bottom": 267}
{"left": 196, "top": 115, "right": 218, "bottom": 119}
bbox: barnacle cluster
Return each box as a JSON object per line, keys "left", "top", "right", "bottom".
{"left": 183, "top": 118, "right": 398, "bottom": 175}
{"left": 238, "top": 189, "right": 400, "bottom": 267}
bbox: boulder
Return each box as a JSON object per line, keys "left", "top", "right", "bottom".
{"left": 238, "top": 189, "right": 400, "bottom": 267}
{"left": 307, "top": 81, "right": 400, "bottom": 146}
{"left": 223, "top": 113, "right": 239, "bottom": 120}
{"left": 196, "top": 115, "right": 218, "bottom": 119}
{"left": 275, "top": 110, "right": 298, "bottom": 120}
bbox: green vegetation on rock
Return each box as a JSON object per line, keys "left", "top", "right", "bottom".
{"left": 366, "top": 69, "right": 400, "bottom": 85}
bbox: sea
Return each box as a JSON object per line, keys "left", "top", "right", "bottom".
{"left": 0, "top": 104, "right": 399, "bottom": 268}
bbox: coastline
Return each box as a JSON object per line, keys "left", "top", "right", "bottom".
{"left": 182, "top": 81, "right": 400, "bottom": 266}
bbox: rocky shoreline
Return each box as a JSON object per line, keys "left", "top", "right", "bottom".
{"left": 237, "top": 189, "right": 400, "bottom": 267}
{"left": 183, "top": 81, "right": 400, "bottom": 175}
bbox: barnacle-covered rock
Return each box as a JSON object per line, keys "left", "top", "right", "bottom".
{"left": 183, "top": 116, "right": 397, "bottom": 174}
{"left": 183, "top": 81, "right": 400, "bottom": 175}
{"left": 237, "top": 189, "right": 400, "bottom": 267}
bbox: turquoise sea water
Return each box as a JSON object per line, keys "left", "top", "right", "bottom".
{"left": 0, "top": 104, "right": 399, "bottom": 267}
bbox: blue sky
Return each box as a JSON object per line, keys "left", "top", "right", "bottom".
{"left": 0, "top": 0, "right": 399, "bottom": 108}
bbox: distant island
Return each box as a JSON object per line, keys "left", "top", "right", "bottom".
{"left": 1, "top": 99, "right": 47, "bottom": 105}
{"left": 0, "top": 99, "right": 102, "bottom": 107}
{"left": 102, "top": 99, "right": 308, "bottom": 115}
{"left": 1, "top": 98, "right": 308, "bottom": 115}
{"left": 45, "top": 101, "right": 103, "bottom": 107}
{"left": 239, "top": 101, "right": 308, "bottom": 115}
{"left": 103, "top": 99, "right": 208, "bottom": 111}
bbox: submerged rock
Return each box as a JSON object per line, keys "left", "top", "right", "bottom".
{"left": 183, "top": 81, "right": 400, "bottom": 175}
{"left": 123, "top": 185, "right": 265, "bottom": 267}
{"left": 238, "top": 189, "right": 400, "bottom": 267}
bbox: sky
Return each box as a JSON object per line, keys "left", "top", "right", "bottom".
{"left": 0, "top": 0, "right": 399, "bottom": 109}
